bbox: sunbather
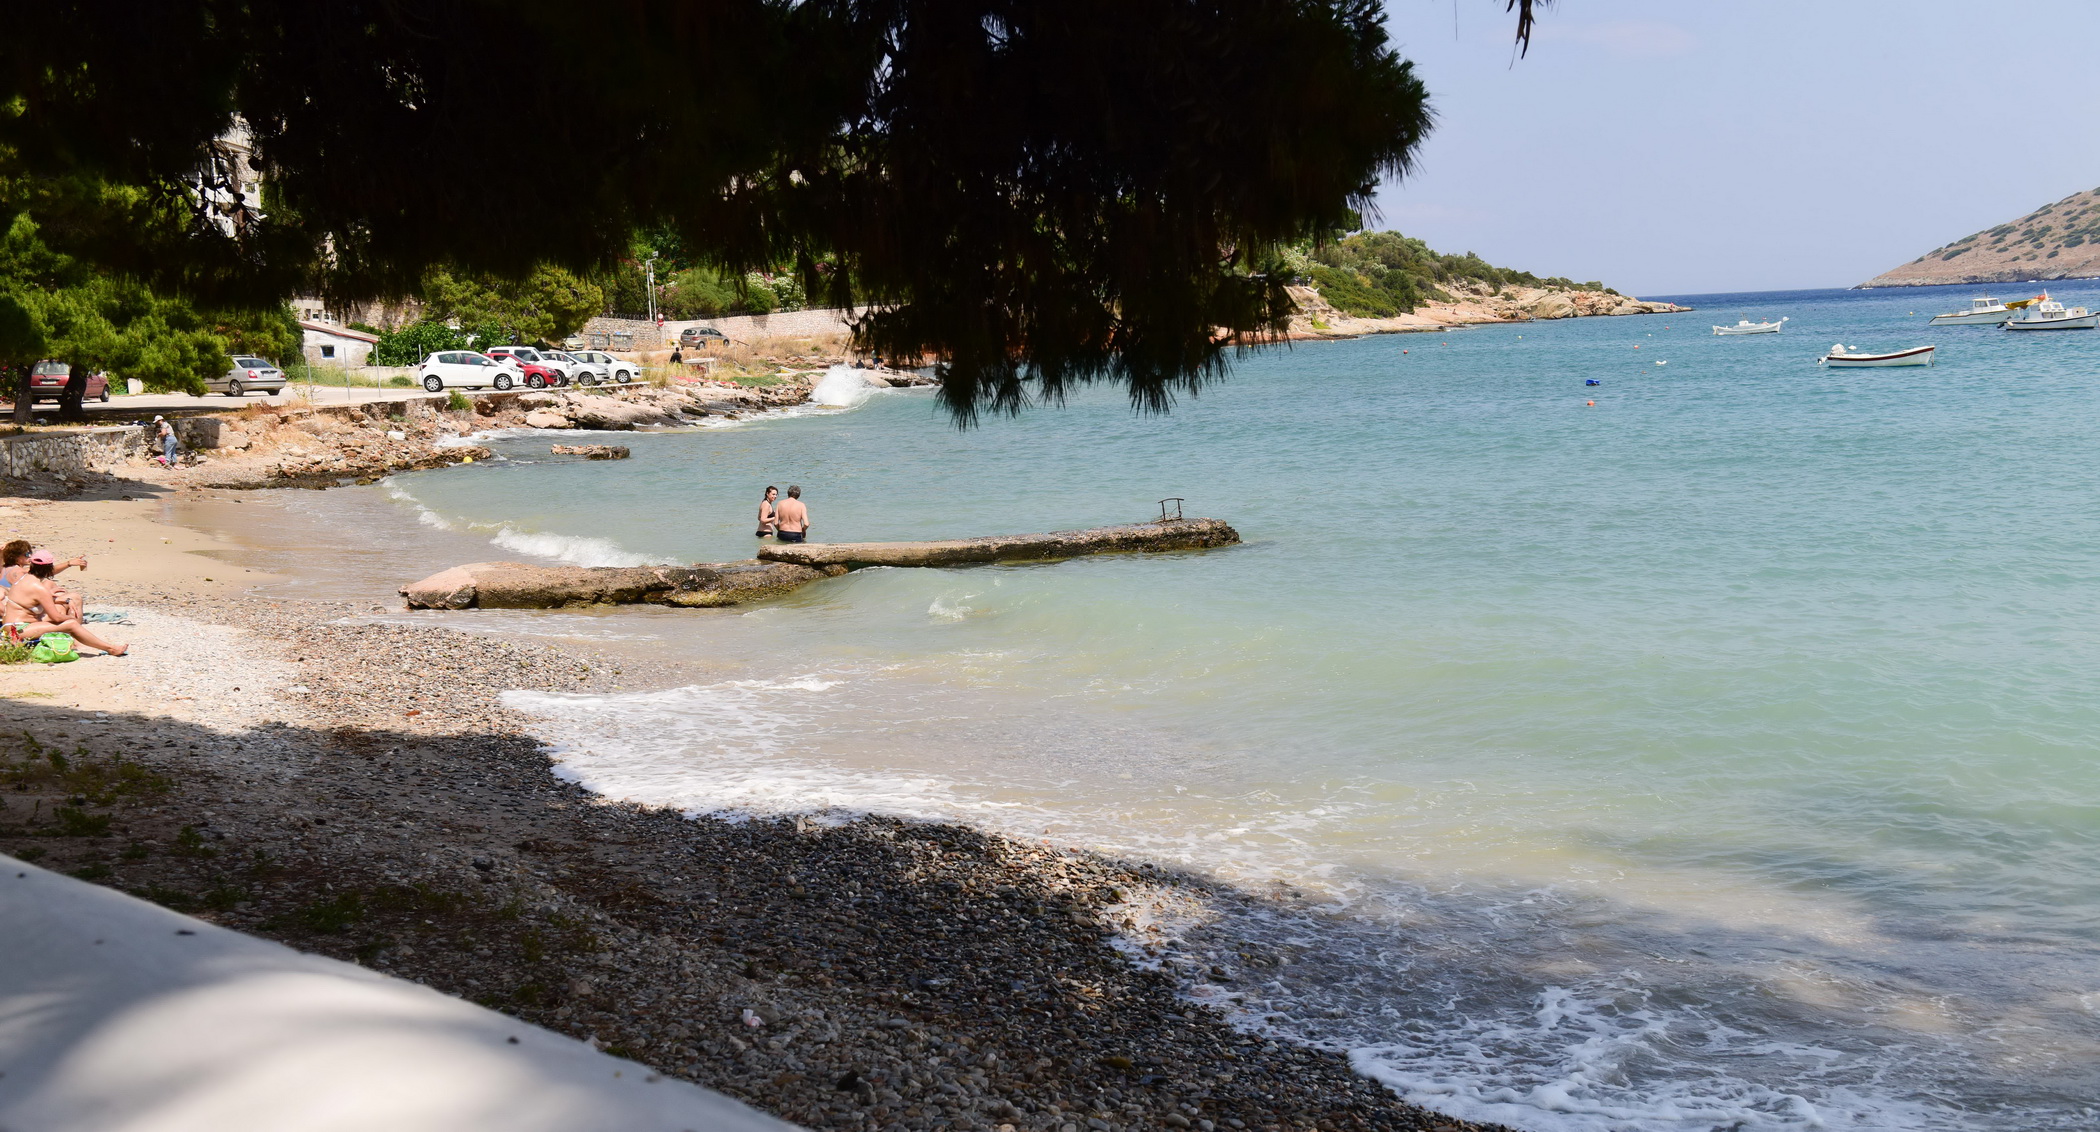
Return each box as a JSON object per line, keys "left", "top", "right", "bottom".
{"left": 4, "top": 550, "right": 125, "bottom": 656}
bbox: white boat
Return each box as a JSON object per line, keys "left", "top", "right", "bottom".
{"left": 1819, "top": 343, "right": 1935, "bottom": 367}
{"left": 1928, "top": 295, "right": 2023, "bottom": 326}
{"left": 1713, "top": 317, "right": 1787, "bottom": 336}
{"left": 2002, "top": 292, "right": 2098, "bottom": 330}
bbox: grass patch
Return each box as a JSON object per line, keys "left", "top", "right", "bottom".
{"left": 172, "top": 825, "right": 218, "bottom": 858}
{"left": 53, "top": 806, "right": 112, "bottom": 837}
{"left": 0, "top": 739, "right": 173, "bottom": 805}
{"left": 271, "top": 891, "right": 366, "bottom": 934}
{"left": 13, "top": 845, "right": 46, "bottom": 862}
{"left": 0, "top": 639, "right": 33, "bottom": 665}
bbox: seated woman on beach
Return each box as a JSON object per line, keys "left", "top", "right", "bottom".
{"left": 3, "top": 550, "right": 125, "bottom": 656}
{"left": 0, "top": 539, "right": 85, "bottom": 622}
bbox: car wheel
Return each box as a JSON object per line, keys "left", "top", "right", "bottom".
{"left": 227, "top": 381, "right": 244, "bottom": 396}
{"left": 98, "top": 389, "right": 110, "bottom": 402}
{"left": 423, "top": 376, "right": 444, "bottom": 393}
{"left": 525, "top": 374, "right": 546, "bottom": 389}
{"left": 616, "top": 369, "right": 632, "bottom": 383}
{"left": 494, "top": 374, "right": 514, "bottom": 391}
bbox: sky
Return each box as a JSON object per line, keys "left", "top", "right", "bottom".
{"left": 1367, "top": 1, "right": 2100, "bottom": 296}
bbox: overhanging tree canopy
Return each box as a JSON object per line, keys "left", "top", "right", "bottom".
{"left": 2, "top": 0, "right": 1550, "bottom": 420}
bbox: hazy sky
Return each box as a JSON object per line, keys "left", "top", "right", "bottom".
{"left": 1367, "top": 1, "right": 2100, "bottom": 296}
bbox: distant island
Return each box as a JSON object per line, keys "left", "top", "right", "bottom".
{"left": 1861, "top": 187, "right": 2100, "bottom": 287}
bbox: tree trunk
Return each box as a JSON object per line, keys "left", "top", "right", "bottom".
{"left": 10, "top": 366, "right": 31, "bottom": 426}
{"left": 58, "top": 369, "right": 86, "bottom": 423}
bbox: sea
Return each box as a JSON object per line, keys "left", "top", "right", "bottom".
{"left": 182, "top": 283, "right": 2100, "bottom": 1131}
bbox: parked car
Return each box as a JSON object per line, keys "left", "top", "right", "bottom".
{"left": 678, "top": 326, "right": 729, "bottom": 350}
{"left": 207, "top": 356, "right": 286, "bottom": 397}
{"left": 417, "top": 350, "right": 519, "bottom": 392}
{"left": 25, "top": 361, "right": 110, "bottom": 403}
{"left": 568, "top": 350, "right": 638, "bottom": 384}
{"left": 482, "top": 346, "right": 568, "bottom": 388}
{"left": 540, "top": 349, "right": 601, "bottom": 385}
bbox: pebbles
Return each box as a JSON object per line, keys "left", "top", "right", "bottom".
{"left": 0, "top": 583, "right": 1504, "bottom": 1132}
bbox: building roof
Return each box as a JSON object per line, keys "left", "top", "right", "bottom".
{"left": 299, "top": 321, "right": 380, "bottom": 343}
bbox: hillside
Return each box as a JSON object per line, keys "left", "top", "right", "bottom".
{"left": 1289, "top": 230, "right": 1681, "bottom": 335}
{"left": 1861, "top": 187, "right": 2100, "bottom": 287}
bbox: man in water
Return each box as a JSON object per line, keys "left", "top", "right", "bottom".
{"left": 774, "top": 485, "right": 809, "bottom": 543}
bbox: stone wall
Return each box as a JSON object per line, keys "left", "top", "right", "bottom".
{"left": 579, "top": 317, "right": 663, "bottom": 351}
{"left": 670, "top": 308, "right": 859, "bottom": 343}
{"left": 0, "top": 427, "right": 148, "bottom": 478}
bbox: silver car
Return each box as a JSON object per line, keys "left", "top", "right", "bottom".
{"left": 209, "top": 356, "right": 287, "bottom": 397}
{"left": 567, "top": 350, "right": 639, "bottom": 384}
{"left": 540, "top": 350, "right": 605, "bottom": 386}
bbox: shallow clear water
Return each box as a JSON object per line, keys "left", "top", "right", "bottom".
{"left": 190, "top": 285, "right": 2100, "bottom": 1130}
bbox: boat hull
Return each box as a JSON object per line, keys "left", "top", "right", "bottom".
{"left": 1820, "top": 346, "right": 1935, "bottom": 367}
{"left": 2004, "top": 314, "right": 2100, "bottom": 330}
{"left": 1928, "top": 311, "right": 2009, "bottom": 326}
{"left": 1713, "top": 319, "right": 1786, "bottom": 336}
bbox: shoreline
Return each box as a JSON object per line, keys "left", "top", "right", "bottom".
{"left": 0, "top": 490, "right": 1507, "bottom": 1132}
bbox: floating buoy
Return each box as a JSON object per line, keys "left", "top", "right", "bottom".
{"left": 461, "top": 456, "right": 474, "bottom": 463}
{"left": 1634, "top": 345, "right": 1640, "bottom": 349}
{"left": 1586, "top": 400, "right": 1595, "bottom": 407}
{"left": 1585, "top": 379, "right": 1601, "bottom": 386}
{"left": 1656, "top": 360, "right": 1667, "bottom": 366}
{"left": 1402, "top": 349, "right": 1408, "bottom": 354}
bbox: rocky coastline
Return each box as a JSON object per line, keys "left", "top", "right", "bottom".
{"left": 0, "top": 550, "right": 1506, "bottom": 1132}
{"left": 1284, "top": 282, "right": 1685, "bottom": 340}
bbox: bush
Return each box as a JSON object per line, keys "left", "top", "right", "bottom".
{"left": 446, "top": 390, "right": 471, "bottom": 412}
{"left": 386, "top": 375, "right": 414, "bottom": 387}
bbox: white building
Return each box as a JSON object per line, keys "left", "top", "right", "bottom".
{"left": 301, "top": 321, "right": 379, "bottom": 367}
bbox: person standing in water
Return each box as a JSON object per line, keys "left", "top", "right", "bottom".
{"left": 756, "top": 485, "right": 779, "bottom": 538}
{"left": 774, "top": 485, "right": 809, "bottom": 543}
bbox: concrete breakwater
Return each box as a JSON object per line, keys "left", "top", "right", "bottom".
{"left": 400, "top": 518, "right": 1240, "bottom": 610}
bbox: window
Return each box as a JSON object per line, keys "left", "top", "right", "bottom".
{"left": 319, "top": 345, "right": 335, "bottom": 359}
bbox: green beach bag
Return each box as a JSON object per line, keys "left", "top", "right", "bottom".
{"left": 31, "top": 633, "right": 78, "bottom": 664}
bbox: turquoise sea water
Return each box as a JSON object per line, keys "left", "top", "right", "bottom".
{"left": 203, "top": 284, "right": 2100, "bottom": 1130}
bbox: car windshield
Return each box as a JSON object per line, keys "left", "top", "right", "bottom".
{"left": 513, "top": 349, "right": 541, "bottom": 361}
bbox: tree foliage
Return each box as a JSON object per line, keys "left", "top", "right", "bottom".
{"left": 0, "top": 212, "right": 292, "bottom": 419}
{"left": 0, "top": 0, "right": 1458, "bottom": 421}
{"left": 419, "top": 266, "right": 603, "bottom": 348}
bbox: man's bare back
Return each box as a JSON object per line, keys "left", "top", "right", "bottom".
{"left": 775, "top": 489, "right": 808, "bottom": 534}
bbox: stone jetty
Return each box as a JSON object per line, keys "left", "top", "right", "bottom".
{"left": 400, "top": 518, "right": 1239, "bottom": 610}
{"left": 757, "top": 517, "right": 1239, "bottom": 569}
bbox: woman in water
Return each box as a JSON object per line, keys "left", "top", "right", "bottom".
{"left": 756, "top": 485, "right": 779, "bottom": 538}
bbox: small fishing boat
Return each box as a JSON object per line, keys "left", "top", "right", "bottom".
{"left": 1713, "top": 317, "right": 1787, "bottom": 336}
{"left": 1928, "top": 295, "right": 2024, "bottom": 326}
{"left": 1819, "top": 343, "right": 1935, "bottom": 367}
{"left": 2002, "top": 293, "right": 2098, "bottom": 330}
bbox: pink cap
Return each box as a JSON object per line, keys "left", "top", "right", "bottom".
{"left": 25, "top": 549, "right": 55, "bottom": 566}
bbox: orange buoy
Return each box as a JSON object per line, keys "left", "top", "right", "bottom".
{"left": 1586, "top": 400, "right": 1595, "bottom": 406}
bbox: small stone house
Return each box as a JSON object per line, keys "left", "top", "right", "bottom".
{"left": 300, "top": 321, "right": 379, "bottom": 367}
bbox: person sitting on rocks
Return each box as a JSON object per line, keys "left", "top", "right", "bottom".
{"left": 4, "top": 549, "right": 125, "bottom": 656}
{"left": 1, "top": 539, "right": 85, "bottom": 622}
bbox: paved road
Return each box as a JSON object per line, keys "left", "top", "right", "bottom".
{"left": 8, "top": 383, "right": 451, "bottom": 424}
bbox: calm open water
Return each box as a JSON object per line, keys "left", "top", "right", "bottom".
{"left": 190, "top": 284, "right": 2100, "bottom": 1130}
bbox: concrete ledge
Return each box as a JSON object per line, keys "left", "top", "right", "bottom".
{"left": 0, "top": 856, "right": 801, "bottom": 1132}
{"left": 756, "top": 518, "right": 1241, "bottom": 569}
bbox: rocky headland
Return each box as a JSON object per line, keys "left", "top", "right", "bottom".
{"left": 1284, "top": 283, "right": 1683, "bottom": 339}
{"left": 1861, "top": 185, "right": 2100, "bottom": 287}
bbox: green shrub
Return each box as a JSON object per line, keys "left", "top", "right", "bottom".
{"left": 446, "top": 390, "right": 471, "bottom": 412}
{"left": 272, "top": 892, "right": 366, "bottom": 934}
{"left": 387, "top": 375, "right": 415, "bottom": 387}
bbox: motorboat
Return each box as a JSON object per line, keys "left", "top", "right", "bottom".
{"left": 1927, "top": 295, "right": 2021, "bottom": 326}
{"left": 1713, "top": 317, "right": 1787, "bottom": 335}
{"left": 1819, "top": 343, "right": 1935, "bottom": 367}
{"left": 2002, "top": 293, "right": 2098, "bottom": 330}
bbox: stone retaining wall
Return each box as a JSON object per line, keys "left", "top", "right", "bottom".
{"left": 671, "top": 308, "right": 858, "bottom": 343}
{"left": 0, "top": 426, "right": 149, "bottom": 478}
{"left": 579, "top": 316, "right": 664, "bottom": 351}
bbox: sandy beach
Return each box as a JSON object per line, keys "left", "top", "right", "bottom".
{"left": 0, "top": 479, "right": 1501, "bottom": 1132}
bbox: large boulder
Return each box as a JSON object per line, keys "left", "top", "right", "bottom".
{"left": 523, "top": 410, "right": 572, "bottom": 429}
{"left": 550, "top": 444, "right": 629, "bottom": 459}
{"left": 399, "top": 560, "right": 839, "bottom": 610}
{"left": 1528, "top": 293, "right": 1577, "bottom": 320}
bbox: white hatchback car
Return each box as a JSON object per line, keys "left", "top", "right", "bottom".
{"left": 417, "top": 351, "right": 520, "bottom": 392}
{"left": 568, "top": 350, "right": 639, "bottom": 384}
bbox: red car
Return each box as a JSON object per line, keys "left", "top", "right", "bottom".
{"left": 27, "top": 361, "right": 111, "bottom": 403}
{"left": 482, "top": 346, "right": 568, "bottom": 389}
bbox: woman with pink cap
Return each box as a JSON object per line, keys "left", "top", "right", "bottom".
{"left": 3, "top": 549, "right": 125, "bottom": 655}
